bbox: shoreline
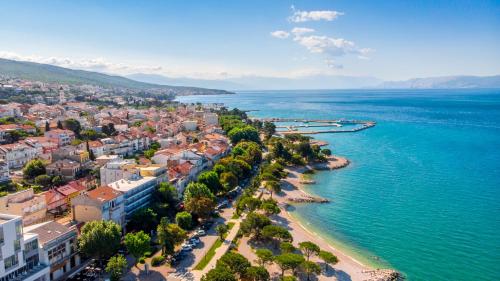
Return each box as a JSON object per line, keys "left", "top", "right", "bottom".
{"left": 270, "top": 156, "right": 399, "bottom": 281}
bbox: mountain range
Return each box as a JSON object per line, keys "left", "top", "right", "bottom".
{"left": 0, "top": 58, "right": 233, "bottom": 95}
{"left": 1, "top": 58, "right": 499, "bottom": 92}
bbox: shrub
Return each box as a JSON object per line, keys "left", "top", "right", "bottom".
{"left": 139, "top": 257, "right": 146, "bottom": 264}
{"left": 151, "top": 255, "right": 165, "bottom": 267}
{"left": 144, "top": 251, "right": 153, "bottom": 258}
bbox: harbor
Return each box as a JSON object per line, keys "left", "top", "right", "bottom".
{"left": 252, "top": 117, "right": 376, "bottom": 135}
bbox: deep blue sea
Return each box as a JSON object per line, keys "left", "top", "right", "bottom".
{"left": 177, "top": 90, "right": 500, "bottom": 281}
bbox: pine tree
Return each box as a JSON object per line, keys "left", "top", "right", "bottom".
{"left": 57, "top": 120, "right": 63, "bottom": 129}
{"left": 45, "top": 121, "right": 50, "bottom": 132}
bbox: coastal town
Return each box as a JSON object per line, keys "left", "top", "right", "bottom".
{"left": 0, "top": 77, "right": 397, "bottom": 281}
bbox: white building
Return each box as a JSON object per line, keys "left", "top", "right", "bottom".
{"left": 182, "top": 120, "right": 197, "bottom": 131}
{"left": 0, "top": 143, "right": 39, "bottom": 169}
{"left": 0, "top": 214, "right": 50, "bottom": 281}
{"left": 108, "top": 175, "right": 157, "bottom": 220}
{"left": 203, "top": 113, "right": 218, "bottom": 125}
{"left": 99, "top": 159, "right": 138, "bottom": 186}
{"left": 0, "top": 161, "right": 9, "bottom": 183}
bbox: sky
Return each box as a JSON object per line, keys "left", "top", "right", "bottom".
{"left": 0, "top": 0, "right": 499, "bottom": 81}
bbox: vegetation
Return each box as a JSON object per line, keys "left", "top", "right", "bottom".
{"left": 78, "top": 221, "right": 121, "bottom": 264}
{"left": 318, "top": 250, "right": 338, "bottom": 272}
{"left": 274, "top": 253, "right": 305, "bottom": 278}
{"left": 175, "top": 211, "right": 193, "bottom": 230}
{"left": 157, "top": 217, "right": 187, "bottom": 256}
{"left": 183, "top": 182, "right": 216, "bottom": 220}
{"left": 216, "top": 251, "right": 251, "bottom": 278}
{"left": 301, "top": 261, "right": 322, "bottom": 281}
{"left": 151, "top": 255, "right": 166, "bottom": 267}
{"left": 23, "top": 159, "right": 46, "bottom": 179}
{"left": 240, "top": 212, "right": 272, "bottom": 240}
{"left": 124, "top": 231, "right": 151, "bottom": 268}
{"left": 106, "top": 254, "right": 128, "bottom": 281}
{"left": 215, "top": 224, "right": 229, "bottom": 241}
{"left": 255, "top": 248, "right": 274, "bottom": 267}
{"left": 298, "top": 241, "right": 320, "bottom": 261}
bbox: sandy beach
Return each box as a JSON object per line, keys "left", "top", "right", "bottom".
{"left": 265, "top": 157, "right": 398, "bottom": 281}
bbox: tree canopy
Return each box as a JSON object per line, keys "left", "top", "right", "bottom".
{"left": 124, "top": 231, "right": 151, "bottom": 267}
{"left": 78, "top": 220, "right": 121, "bottom": 262}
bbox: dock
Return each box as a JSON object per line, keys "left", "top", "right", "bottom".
{"left": 252, "top": 117, "right": 376, "bottom": 135}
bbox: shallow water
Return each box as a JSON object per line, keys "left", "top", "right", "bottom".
{"left": 177, "top": 89, "right": 500, "bottom": 281}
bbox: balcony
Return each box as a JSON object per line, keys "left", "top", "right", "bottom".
{"left": 5, "top": 263, "right": 49, "bottom": 281}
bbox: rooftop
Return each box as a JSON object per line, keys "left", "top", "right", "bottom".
{"left": 24, "top": 221, "right": 74, "bottom": 245}
{"left": 85, "top": 186, "right": 122, "bottom": 202}
{"left": 108, "top": 176, "right": 157, "bottom": 193}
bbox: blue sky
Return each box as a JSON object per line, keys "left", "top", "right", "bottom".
{"left": 0, "top": 0, "right": 499, "bottom": 80}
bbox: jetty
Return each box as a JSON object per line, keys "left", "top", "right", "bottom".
{"left": 252, "top": 117, "right": 376, "bottom": 135}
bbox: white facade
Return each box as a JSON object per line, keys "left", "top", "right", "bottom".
{"left": 204, "top": 113, "right": 219, "bottom": 125}
{"left": 0, "top": 143, "right": 39, "bottom": 169}
{"left": 0, "top": 161, "right": 9, "bottom": 183}
{"left": 0, "top": 214, "right": 50, "bottom": 281}
{"left": 182, "top": 120, "right": 198, "bottom": 131}
{"left": 108, "top": 175, "right": 157, "bottom": 220}
{"left": 99, "top": 159, "right": 138, "bottom": 186}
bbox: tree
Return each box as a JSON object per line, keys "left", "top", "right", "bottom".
{"left": 299, "top": 241, "right": 320, "bottom": 261}
{"left": 127, "top": 208, "right": 158, "bottom": 232}
{"left": 106, "top": 254, "right": 127, "bottom": 281}
{"left": 51, "top": 175, "right": 65, "bottom": 186}
{"left": 215, "top": 224, "right": 228, "bottom": 241}
{"left": 240, "top": 212, "right": 271, "bottom": 240}
{"left": 262, "top": 225, "right": 292, "bottom": 246}
{"left": 64, "top": 118, "right": 81, "bottom": 136}
{"left": 262, "top": 121, "right": 276, "bottom": 139}
{"left": 156, "top": 182, "right": 178, "bottom": 206}
{"left": 157, "top": 218, "right": 187, "bottom": 256}
{"left": 228, "top": 125, "right": 260, "bottom": 144}
{"left": 79, "top": 221, "right": 121, "bottom": 265}
{"left": 175, "top": 211, "right": 193, "bottom": 230}
{"left": 264, "top": 181, "right": 281, "bottom": 198}
{"left": 89, "top": 149, "right": 96, "bottom": 161}
{"left": 124, "top": 231, "right": 151, "bottom": 268}
{"left": 318, "top": 250, "right": 338, "bottom": 272}
{"left": 45, "top": 121, "right": 50, "bottom": 132}
{"left": 201, "top": 266, "right": 236, "bottom": 281}
{"left": 281, "top": 277, "right": 297, "bottom": 281}
{"left": 260, "top": 200, "right": 280, "bottom": 215}
{"left": 144, "top": 149, "right": 156, "bottom": 159}
{"left": 34, "top": 174, "right": 52, "bottom": 188}
{"left": 216, "top": 252, "right": 251, "bottom": 277}
{"left": 184, "top": 182, "right": 216, "bottom": 219}
{"left": 280, "top": 242, "right": 296, "bottom": 254}
{"left": 102, "top": 123, "right": 116, "bottom": 136}
{"left": 198, "top": 171, "right": 223, "bottom": 194}
{"left": 301, "top": 261, "right": 321, "bottom": 281}
{"left": 255, "top": 249, "right": 274, "bottom": 267}
{"left": 23, "top": 159, "right": 46, "bottom": 179}
{"left": 274, "top": 253, "right": 305, "bottom": 278}
{"left": 220, "top": 172, "right": 238, "bottom": 191}
{"left": 321, "top": 148, "right": 332, "bottom": 156}
{"left": 245, "top": 266, "right": 270, "bottom": 281}
{"left": 57, "top": 120, "right": 63, "bottom": 129}
{"left": 238, "top": 197, "right": 261, "bottom": 213}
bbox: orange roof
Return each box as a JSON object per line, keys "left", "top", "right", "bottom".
{"left": 86, "top": 186, "right": 121, "bottom": 202}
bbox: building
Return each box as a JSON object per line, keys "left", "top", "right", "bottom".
{"left": 94, "top": 154, "right": 121, "bottom": 167}
{"left": 107, "top": 175, "right": 157, "bottom": 220}
{"left": 0, "top": 189, "right": 47, "bottom": 226}
{"left": 0, "top": 213, "right": 50, "bottom": 281}
{"left": 203, "top": 113, "right": 218, "bottom": 125}
{"left": 71, "top": 186, "right": 125, "bottom": 228}
{"left": 46, "top": 160, "right": 81, "bottom": 181}
{"left": 24, "top": 221, "right": 80, "bottom": 281}
{"left": 44, "top": 130, "right": 75, "bottom": 147}
{"left": 0, "top": 143, "right": 39, "bottom": 169}
{"left": 182, "top": 120, "right": 197, "bottom": 131}
{"left": 0, "top": 161, "right": 9, "bottom": 183}
{"left": 99, "top": 159, "right": 137, "bottom": 186}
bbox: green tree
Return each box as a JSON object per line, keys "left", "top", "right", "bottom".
{"left": 23, "top": 159, "right": 46, "bottom": 179}
{"left": 201, "top": 266, "right": 236, "bottom": 281}
{"left": 262, "top": 121, "right": 276, "bottom": 139}
{"left": 51, "top": 175, "right": 65, "bottom": 186}
{"left": 157, "top": 218, "right": 187, "bottom": 256}
{"left": 274, "top": 253, "right": 305, "bottom": 278}
{"left": 124, "top": 231, "right": 151, "bottom": 268}
{"left": 262, "top": 225, "right": 292, "bottom": 246}
{"left": 79, "top": 221, "right": 121, "bottom": 265}
{"left": 144, "top": 149, "right": 156, "bottom": 159}
{"left": 45, "top": 121, "right": 50, "bottom": 132}
{"left": 216, "top": 252, "right": 251, "bottom": 277}
{"left": 281, "top": 277, "right": 297, "bottom": 281}
{"left": 318, "top": 250, "right": 338, "bottom": 272}
{"left": 220, "top": 172, "right": 238, "bottom": 191}
{"left": 64, "top": 118, "right": 82, "bottom": 136}
{"left": 175, "top": 211, "right": 193, "bottom": 230}
{"left": 298, "top": 241, "right": 320, "bottom": 261}
{"left": 184, "top": 182, "right": 216, "bottom": 219}
{"left": 240, "top": 212, "right": 271, "bottom": 240}
{"left": 321, "top": 148, "right": 332, "bottom": 156}
{"left": 57, "top": 120, "right": 63, "bottom": 129}
{"left": 280, "top": 242, "right": 296, "bottom": 254}
{"left": 264, "top": 181, "right": 281, "bottom": 198}
{"left": 245, "top": 266, "right": 270, "bottom": 281}
{"left": 238, "top": 197, "right": 261, "bottom": 213}
{"left": 255, "top": 249, "right": 274, "bottom": 267}
{"left": 34, "top": 174, "right": 52, "bottom": 188}
{"left": 127, "top": 208, "right": 158, "bottom": 232}
{"left": 228, "top": 125, "right": 260, "bottom": 144}
{"left": 198, "top": 171, "right": 223, "bottom": 194}
{"left": 106, "top": 254, "right": 127, "bottom": 281}
{"left": 215, "top": 224, "right": 228, "bottom": 241}
{"left": 260, "top": 200, "right": 280, "bottom": 215}
{"left": 301, "top": 261, "right": 321, "bottom": 281}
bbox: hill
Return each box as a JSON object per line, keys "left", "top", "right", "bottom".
{"left": 0, "top": 58, "right": 233, "bottom": 95}
{"left": 379, "top": 75, "right": 500, "bottom": 89}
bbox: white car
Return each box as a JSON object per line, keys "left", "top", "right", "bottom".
{"left": 196, "top": 229, "right": 206, "bottom": 236}
{"left": 181, "top": 244, "right": 193, "bottom": 251}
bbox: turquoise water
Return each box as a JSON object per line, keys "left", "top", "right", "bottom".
{"left": 177, "top": 90, "right": 500, "bottom": 281}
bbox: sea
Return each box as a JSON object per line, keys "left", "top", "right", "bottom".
{"left": 176, "top": 89, "right": 500, "bottom": 281}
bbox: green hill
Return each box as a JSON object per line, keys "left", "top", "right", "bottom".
{"left": 0, "top": 58, "right": 233, "bottom": 95}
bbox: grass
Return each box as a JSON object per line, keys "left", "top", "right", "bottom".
{"left": 193, "top": 222, "right": 236, "bottom": 270}
{"left": 231, "top": 212, "right": 240, "bottom": 219}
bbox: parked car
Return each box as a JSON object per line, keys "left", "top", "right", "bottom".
{"left": 196, "top": 229, "right": 206, "bottom": 236}
{"left": 189, "top": 238, "right": 200, "bottom": 246}
{"left": 181, "top": 244, "right": 193, "bottom": 251}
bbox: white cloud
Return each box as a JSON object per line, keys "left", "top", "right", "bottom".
{"left": 289, "top": 7, "right": 344, "bottom": 22}
{"left": 293, "top": 35, "right": 370, "bottom": 58}
{"left": 270, "top": 30, "right": 290, "bottom": 39}
{"left": 325, "top": 59, "right": 343, "bottom": 69}
{"left": 291, "top": 27, "right": 315, "bottom": 36}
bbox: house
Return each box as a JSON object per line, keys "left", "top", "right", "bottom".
{"left": 0, "top": 189, "right": 47, "bottom": 226}
{"left": 203, "top": 113, "right": 218, "bottom": 125}
{"left": 71, "top": 186, "right": 125, "bottom": 228}
{"left": 44, "top": 129, "right": 75, "bottom": 147}
{"left": 99, "top": 159, "right": 138, "bottom": 186}
{"left": 46, "top": 159, "right": 81, "bottom": 181}
{"left": 56, "top": 181, "right": 86, "bottom": 206}
{"left": 25, "top": 137, "right": 59, "bottom": 161}
{"left": 24, "top": 221, "right": 81, "bottom": 281}
{"left": 43, "top": 190, "right": 67, "bottom": 214}
{"left": 0, "top": 142, "right": 39, "bottom": 169}
{"left": 51, "top": 146, "right": 90, "bottom": 165}
{"left": 107, "top": 175, "right": 157, "bottom": 220}
{"left": 94, "top": 154, "right": 121, "bottom": 166}
{"left": 0, "top": 160, "right": 10, "bottom": 183}
{"left": 0, "top": 214, "right": 50, "bottom": 281}
{"left": 182, "top": 120, "right": 197, "bottom": 131}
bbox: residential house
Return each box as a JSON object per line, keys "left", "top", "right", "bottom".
{"left": 0, "top": 214, "right": 50, "bottom": 281}
{"left": 46, "top": 160, "right": 81, "bottom": 181}
{"left": 23, "top": 221, "right": 81, "bottom": 281}
{"left": 44, "top": 130, "right": 75, "bottom": 147}
{"left": 0, "top": 160, "right": 9, "bottom": 183}
{"left": 107, "top": 175, "right": 157, "bottom": 220}
{"left": 0, "top": 189, "right": 47, "bottom": 226}
{"left": 71, "top": 186, "right": 125, "bottom": 228}
{"left": 99, "top": 159, "right": 138, "bottom": 186}
{"left": 0, "top": 143, "right": 39, "bottom": 169}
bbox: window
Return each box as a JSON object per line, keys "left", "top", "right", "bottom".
{"left": 4, "top": 254, "right": 19, "bottom": 270}
{"left": 0, "top": 227, "right": 4, "bottom": 244}
{"left": 15, "top": 221, "right": 22, "bottom": 237}
{"left": 24, "top": 239, "right": 38, "bottom": 252}
{"left": 48, "top": 243, "right": 66, "bottom": 262}
{"left": 13, "top": 239, "right": 20, "bottom": 252}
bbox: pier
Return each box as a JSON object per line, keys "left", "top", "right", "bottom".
{"left": 252, "top": 117, "right": 376, "bottom": 135}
